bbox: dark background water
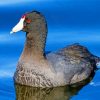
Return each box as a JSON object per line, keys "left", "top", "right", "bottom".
{"left": 0, "top": 0, "right": 100, "bottom": 100}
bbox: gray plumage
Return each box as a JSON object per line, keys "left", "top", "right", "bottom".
{"left": 14, "top": 11, "right": 100, "bottom": 87}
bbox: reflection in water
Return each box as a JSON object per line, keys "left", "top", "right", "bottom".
{"left": 15, "top": 73, "right": 94, "bottom": 100}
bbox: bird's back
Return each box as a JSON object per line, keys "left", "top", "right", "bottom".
{"left": 46, "top": 44, "right": 100, "bottom": 84}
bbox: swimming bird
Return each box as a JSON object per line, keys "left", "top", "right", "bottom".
{"left": 11, "top": 11, "right": 100, "bottom": 87}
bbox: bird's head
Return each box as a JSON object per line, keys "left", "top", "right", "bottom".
{"left": 10, "top": 11, "right": 47, "bottom": 34}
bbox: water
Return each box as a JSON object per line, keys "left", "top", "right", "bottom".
{"left": 0, "top": 0, "right": 100, "bottom": 100}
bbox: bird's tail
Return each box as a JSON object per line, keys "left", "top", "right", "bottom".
{"left": 93, "top": 55, "right": 100, "bottom": 66}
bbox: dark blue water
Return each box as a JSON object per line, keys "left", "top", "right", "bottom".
{"left": 0, "top": 0, "right": 100, "bottom": 100}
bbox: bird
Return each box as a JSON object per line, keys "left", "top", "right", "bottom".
{"left": 10, "top": 11, "right": 100, "bottom": 88}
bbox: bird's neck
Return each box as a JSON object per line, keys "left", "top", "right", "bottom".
{"left": 19, "top": 32, "right": 47, "bottom": 63}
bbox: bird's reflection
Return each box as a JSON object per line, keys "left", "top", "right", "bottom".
{"left": 15, "top": 73, "right": 94, "bottom": 100}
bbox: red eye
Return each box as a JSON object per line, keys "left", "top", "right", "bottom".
{"left": 25, "top": 18, "right": 31, "bottom": 24}
{"left": 21, "top": 15, "right": 26, "bottom": 18}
